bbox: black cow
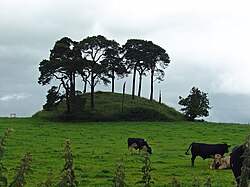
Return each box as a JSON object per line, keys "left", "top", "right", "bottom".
{"left": 127, "top": 138, "right": 152, "bottom": 154}
{"left": 230, "top": 144, "right": 250, "bottom": 186}
{"left": 185, "top": 142, "right": 231, "bottom": 166}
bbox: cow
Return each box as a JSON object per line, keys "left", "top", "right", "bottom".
{"left": 230, "top": 144, "right": 250, "bottom": 186}
{"left": 127, "top": 138, "right": 152, "bottom": 155}
{"left": 210, "top": 154, "right": 231, "bottom": 170}
{"left": 185, "top": 142, "right": 231, "bottom": 166}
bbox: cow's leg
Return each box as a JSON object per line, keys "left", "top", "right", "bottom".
{"left": 218, "top": 165, "right": 223, "bottom": 170}
{"left": 233, "top": 168, "right": 241, "bottom": 185}
{"left": 191, "top": 155, "right": 196, "bottom": 166}
{"left": 129, "top": 143, "right": 137, "bottom": 155}
{"left": 129, "top": 148, "right": 133, "bottom": 155}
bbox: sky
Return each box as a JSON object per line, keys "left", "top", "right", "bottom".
{"left": 1, "top": 0, "right": 250, "bottom": 123}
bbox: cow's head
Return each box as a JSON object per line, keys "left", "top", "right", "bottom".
{"left": 224, "top": 144, "right": 231, "bottom": 153}
{"left": 147, "top": 146, "right": 152, "bottom": 154}
{"left": 142, "top": 146, "right": 152, "bottom": 154}
{"left": 212, "top": 154, "right": 224, "bottom": 169}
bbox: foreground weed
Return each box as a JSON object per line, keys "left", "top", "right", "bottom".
{"left": 9, "top": 152, "right": 32, "bottom": 187}
{"left": 136, "top": 152, "right": 155, "bottom": 187}
{"left": 192, "top": 175, "right": 200, "bottom": 187}
{"left": 203, "top": 176, "right": 212, "bottom": 187}
{"left": 0, "top": 128, "right": 13, "bottom": 186}
{"left": 37, "top": 169, "right": 54, "bottom": 187}
{"left": 110, "top": 156, "right": 126, "bottom": 187}
{"left": 57, "top": 139, "right": 80, "bottom": 187}
{"left": 169, "top": 177, "right": 180, "bottom": 187}
{"left": 0, "top": 128, "right": 13, "bottom": 160}
{"left": 239, "top": 134, "right": 250, "bottom": 187}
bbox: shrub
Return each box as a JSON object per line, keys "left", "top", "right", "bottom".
{"left": 169, "top": 177, "right": 180, "bottom": 187}
{"left": 37, "top": 169, "right": 54, "bottom": 187}
{"left": 57, "top": 139, "right": 78, "bottom": 186}
{"left": 9, "top": 152, "right": 32, "bottom": 187}
{"left": 136, "top": 152, "right": 155, "bottom": 186}
{"left": 110, "top": 156, "right": 126, "bottom": 187}
{"left": 119, "top": 107, "right": 168, "bottom": 121}
{"left": 0, "top": 128, "right": 13, "bottom": 187}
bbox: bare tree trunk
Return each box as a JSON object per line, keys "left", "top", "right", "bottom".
{"left": 159, "top": 90, "right": 161, "bottom": 104}
{"left": 132, "top": 66, "right": 136, "bottom": 99}
{"left": 83, "top": 80, "right": 87, "bottom": 93}
{"left": 62, "top": 81, "right": 71, "bottom": 113}
{"left": 66, "top": 90, "right": 71, "bottom": 113}
{"left": 111, "top": 69, "right": 115, "bottom": 93}
{"left": 121, "top": 82, "right": 126, "bottom": 112}
{"left": 90, "top": 72, "right": 95, "bottom": 111}
{"left": 150, "top": 69, "right": 154, "bottom": 101}
{"left": 138, "top": 73, "right": 142, "bottom": 97}
{"left": 70, "top": 73, "right": 76, "bottom": 111}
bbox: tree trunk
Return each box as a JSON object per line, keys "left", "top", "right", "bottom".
{"left": 111, "top": 69, "right": 115, "bottom": 93}
{"left": 66, "top": 90, "right": 71, "bottom": 113}
{"left": 121, "top": 82, "right": 126, "bottom": 112}
{"left": 70, "top": 73, "right": 76, "bottom": 111}
{"left": 150, "top": 69, "right": 154, "bottom": 101}
{"left": 83, "top": 80, "right": 87, "bottom": 93}
{"left": 159, "top": 90, "right": 161, "bottom": 104}
{"left": 138, "top": 73, "right": 142, "bottom": 97}
{"left": 132, "top": 66, "right": 136, "bottom": 99}
{"left": 61, "top": 80, "right": 71, "bottom": 113}
{"left": 90, "top": 72, "right": 95, "bottom": 110}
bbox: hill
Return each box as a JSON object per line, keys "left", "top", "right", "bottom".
{"left": 33, "top": 91, "right": 184, "bottom": 121}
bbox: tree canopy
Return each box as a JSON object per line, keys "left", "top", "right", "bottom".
{"left": 122, "top": 39, "right": 170, "bottom": 99}
{"left": 38, "top": 37, "right": 82, "bottom": 113}
{"left": 38, "top": 35, "right": 170, "bottom": 113}
{"left": 178, "top": 87, "right": 211, "bottom": 121}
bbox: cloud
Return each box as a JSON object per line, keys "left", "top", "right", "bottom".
{"left": 0, "top": 93, "right": 31, "bottom": 102}
{"left": 0, "top": 0, "right": 250, "bottom": 122}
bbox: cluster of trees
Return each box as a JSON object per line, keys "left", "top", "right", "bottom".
{"left": 38, "top": 35, "right": 170, "bottom": 113}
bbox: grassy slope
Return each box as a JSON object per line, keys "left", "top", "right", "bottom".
{"left": 0, "top": 118, "right": 249, "bottom": 186}
{"left": 33, "top": 92, "right": 184, "bottom": 122}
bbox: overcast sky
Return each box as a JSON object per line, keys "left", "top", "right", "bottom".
{"left": 1, "top": 0, "right": 250, "bottom": 123}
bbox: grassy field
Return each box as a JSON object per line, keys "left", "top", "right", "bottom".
{"left": 0, "top": 118, "right": 249, "bottom": 186}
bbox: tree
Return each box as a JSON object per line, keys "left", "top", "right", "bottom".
{"left": 38, "top": 37, "right": 82, "bottom": 113}
{"left": 122, "top": 39, "right": 149, "bottom": 98}
{"left": 102, "top": 40, "right": 127, "bottom": 93}
{"left": 146, "top": 42, "right": 170, "bottom": 101}
{"left": 76, "top": 35, "right": 113, "bottom": 110}
{"left": 178, "top": 87, "right": 211, "bottom": 121}
{"left": 43, "top": 86, "right": 62, "bottom": 111}
{"left": 123, "top": 39, "right": 170, "bottom": 99}
{"left": 79, "top": 57, "right": 91, "bottom": 94}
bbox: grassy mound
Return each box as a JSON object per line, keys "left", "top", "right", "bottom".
{"left": 33, "top": 91, "right": 184, "bottom": 121}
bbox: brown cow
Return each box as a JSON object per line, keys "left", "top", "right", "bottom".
{"left": 210, "top": 154, "right": 231, "bottom": 170}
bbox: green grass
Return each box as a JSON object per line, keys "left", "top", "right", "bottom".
{"left": 33, "top": 92, "right": 184, "bottom": 122}
{"left": 0, "top": 118, "right": 249, "bottom": 186}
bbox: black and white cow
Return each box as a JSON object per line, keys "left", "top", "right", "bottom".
{"left": 127, "top": 138, "right": 152, "bottom": 154}
{"left": 230, "top": 144, "right": 250, "bottom": 186}
{"left": 185, "top": 142, "right": 231, "bottom": 166}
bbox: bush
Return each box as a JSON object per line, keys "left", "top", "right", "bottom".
{"left": 118, "top": 107, "right": 168, "bottom": 121}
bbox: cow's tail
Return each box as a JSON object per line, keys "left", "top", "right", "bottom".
{"left": 185, "top": 142, "right": 194, "bottom": 155}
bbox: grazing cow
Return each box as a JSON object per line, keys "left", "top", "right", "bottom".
{"left": 185, "top": 142, "right": 231, "bottom": 166}
{"left": 210, "top": 154, "right": 231, "bottom": 170}
{"left": 127, "top": 138, "right": 152, "bottom": 154}
{"left": 230, "top": 144, "right": 250, "bottom": 186}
